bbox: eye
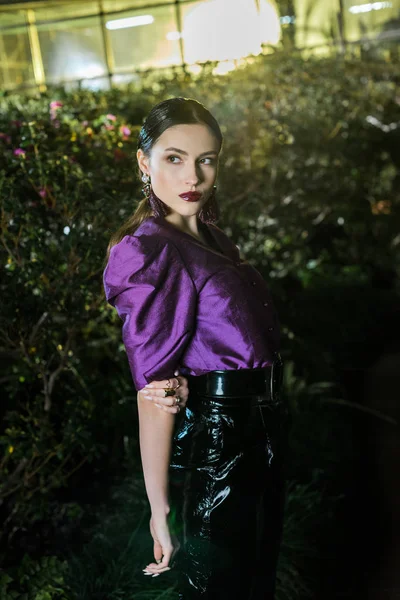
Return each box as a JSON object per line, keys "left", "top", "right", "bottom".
{"left": 199, "top": 157, "right": 216, "bottom": 165}
{"left": 166, "top": 155, "right": 181, "bottom": 163}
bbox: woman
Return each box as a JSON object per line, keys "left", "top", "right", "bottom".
{"left": 103, "top": 97, "right": 289, "bottom": 599}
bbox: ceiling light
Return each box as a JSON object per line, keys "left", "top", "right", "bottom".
{"left": 106, "top": 15, "right": 154, "bottom": 30}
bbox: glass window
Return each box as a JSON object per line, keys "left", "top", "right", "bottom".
{"left": 108, "top": 4, "right": 181, "bottom": 71}
{"left": 258, "top": 0, "right": 281, "bottom": 46}
{"left": 112, "top": 72, "right": 141, "bottom": 85}
{"left": 342, "top": 0, "right": 399, "bottom": 42}
{"left": 60, "top": 76, "right": 110, "bottom": 91}
{"left": 103, "top": 0, "right": 175, "bottom": 11}
{"left": 293, "top": 0, "right": 338, "bottom": 48}
{"left": 33, "top": 2, "right": 100, "bottom": 22}
{"left": 0, "top": 10, "right": 27, "bottom": 28}
{"left": 180, "top": 0, "right": 280, "bottom": 64}
{"left": 37, "top": 16, "right": 107, "bottom": 84}
{"left": 0, "top": 26, "right": 35, "bottom": 91}
{"left": 80, "top": 75, "right": 111, "bottom": 90}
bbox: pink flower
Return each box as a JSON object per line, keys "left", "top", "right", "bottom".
{"left": 50, "top": 101, "right": 63, "bottom": 122}
{"left": 13, "top": 148, "right": 26, "bottom": 156}
{"left": 38, "top": 187, "right": 47, "bottom": 198}
{"left": 106, "top": 113, "right": 117, "bottom": 121}
{"left": 81, "top": 120, "right": 89, "bottom": 127}
{"left": 105, "top": 124, "right": 115, "bottom": 131}
{"left": 120, "top": 125, "right": 131, "bottom": 137}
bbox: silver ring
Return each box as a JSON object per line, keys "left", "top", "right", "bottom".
{"left": 174, "top": 396, "right": 181, "bottom": 405}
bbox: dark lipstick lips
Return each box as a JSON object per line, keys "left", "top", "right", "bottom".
{"left": 179, "top": 191, "right": 202, "bottom": 202}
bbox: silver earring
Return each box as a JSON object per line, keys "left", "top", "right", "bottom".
{"left": 141, "top": 173, "right": 151, "bottom": 200}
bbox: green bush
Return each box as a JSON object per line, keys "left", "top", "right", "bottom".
{"left": 0, "top": 554, "right": 70, "bottom": 600}
{"left": 0, "top": 50, "right": 398, "bottom": 582}
{"left": 0, "top": 96, "right": 141, "bottom": 558}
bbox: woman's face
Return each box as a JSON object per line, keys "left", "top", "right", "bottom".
{"left": 137, "top": 123, "right": 220, "bottom": 218}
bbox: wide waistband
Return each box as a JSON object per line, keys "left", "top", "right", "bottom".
{"left": 186, "top": 354, "right": 284, "bottom": 401}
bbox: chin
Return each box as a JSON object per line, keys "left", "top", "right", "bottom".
{"left": 174, "top": 203, "right": 201, "bottom": 217}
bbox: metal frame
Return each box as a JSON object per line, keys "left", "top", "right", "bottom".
{"left": 26, "top": 7, "right": 46, "bottom": 91}
{"left": 0, "top": 0, "right": 398, "bottom": 93}
{"left": 0, "top": 0, "right": 200, "bottom": 91}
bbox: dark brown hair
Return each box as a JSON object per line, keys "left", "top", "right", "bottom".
{"left": 105, "top": 97, "right": 223, "bottom": 262}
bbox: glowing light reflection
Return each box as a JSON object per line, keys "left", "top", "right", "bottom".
{"left": 166, "top": 31, "right": 182, "bottom": 40}
{"left": 106, "top": 15, "right": 154, "bottom": 30}
{"left": 182, "top": 0, "right": 280, "bottom": 64}
{"left": 349, "top": 2, "right": 392, "bottom": 14}
{"left": 213, "top": 61, "right": 236, "bottom": 75}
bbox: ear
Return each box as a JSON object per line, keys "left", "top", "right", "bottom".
{"left": 137, "top": 149, "right": 150, "bottom": 176}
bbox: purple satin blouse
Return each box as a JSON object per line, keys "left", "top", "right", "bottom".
{"left": 103, "top": 215, "right": 280, "bottom": 391}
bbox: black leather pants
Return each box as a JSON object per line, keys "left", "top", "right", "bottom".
{"left": 168, "top": 389, "right": 289, "bottom": 600}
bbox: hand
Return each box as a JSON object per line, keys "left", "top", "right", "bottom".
{"left": 138, "top": 369, "right": 189, "bottom": 414}
{"left": 143, "top": 515, "right": 174, "bottom": 577}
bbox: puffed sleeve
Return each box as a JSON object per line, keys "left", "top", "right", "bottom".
{"left": 103, "top": 234, "right": 197, "bottom": 391}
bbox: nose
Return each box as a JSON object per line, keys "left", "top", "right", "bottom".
{"left": 184, "top": 162, "right": 202, "bottom": 188}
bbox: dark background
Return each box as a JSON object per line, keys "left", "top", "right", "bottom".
{"left": 0, "top": 11, "right": 399, "bottom": 599}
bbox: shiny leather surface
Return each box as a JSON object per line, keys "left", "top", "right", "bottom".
{"left": 187, "top": 368, "right": 270, "bottom": 397}
{"left": 186, "top": 354, "right": 284, "bottom": 399}
{"left": 169, "top": 390, "right": 289, "bottom": 599}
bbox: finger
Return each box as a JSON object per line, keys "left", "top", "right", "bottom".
{"left": 142, "top": 392, "right": 186, "bottom": 412}
{"left": 143, "top": 376, "right": 186, "bottom": 390}
{"left": 154, "top": 396, "right": 185, "bottom": 410}
{"left": 149, "top": 387, "right": 188, "bottom": 400}
{"left": 143, "top": 378, "right": 175, "bottom": 390}
{"left": 174, "top": 375, "right": 187, "bottom": 389}
{"left": 150, "top": 392, "right": 177, "bottom": 404}
{"left": 144, "top": 564, "right": 171, "bottom": 573}
{"left": 145, "top": 553, "right": 172, "bottom": 571}
{"left": 153, "top": 539, "right": 163, "bottom": 562}
{"left": 148, "top": 543, "right": 173, "bottom": 566}
{"left": 141, "top": 391, "right": 181, "bottom": 408}
{"left": 159, "top": 545, "right": 173, "bottom": 568}
{"left": 145, "top": 387, "right": 188, "bottom": 403}
{"left": 144, "top": 541, "right": 179, "bottom": 573}
{"left": 154, "top": 403, "right": 181, "bottom": 414}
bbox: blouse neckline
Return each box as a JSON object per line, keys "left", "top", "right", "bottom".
{"left": 149, "top": 215, "right": 231, "bottom": 261}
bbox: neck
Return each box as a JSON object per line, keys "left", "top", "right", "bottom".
{"left": 164, "top": 213, "right": 202, "bottom": 238}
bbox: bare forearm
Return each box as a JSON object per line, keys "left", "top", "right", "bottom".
{"left": 137, "top": 391, "right": 175, "bottom": 518}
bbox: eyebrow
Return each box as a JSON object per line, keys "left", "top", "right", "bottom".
{"left": 164, "top": 147, "right": 218, "bottom": 157}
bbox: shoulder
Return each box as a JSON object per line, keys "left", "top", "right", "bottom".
{"left": 107, "top": 215, "right": 186, "bottom": 266}
{"left": 107, "top": 232, "right": 167, "bottom": 264}
{"left": 208, "top": 223, "right": 241, "bottom": 260}
{"left": 103, "top": 232, "right": 184, "bottom": 303}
